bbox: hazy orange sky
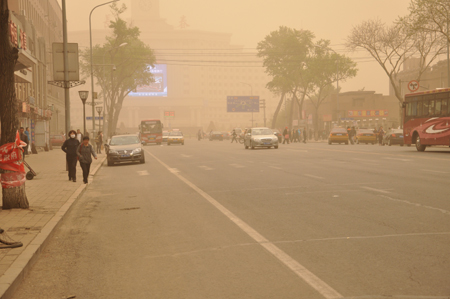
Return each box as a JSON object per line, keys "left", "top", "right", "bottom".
{"left": 60, "top": 0, "right": 433, "bottom": 94}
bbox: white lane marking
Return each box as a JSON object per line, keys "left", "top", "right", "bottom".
{"left": 269, "top": 166, "right": 282, "bottom": 170}
{"left": 169, "top": 168, "right": 180, "bottom": 173}
{"left": 286, "top": 190, "right": 358, "bottom": 195}
{"left": 137, "top": 170, "right": 149, "bottom": 176}
{"left": 199, "top": 166, "right": 214, "bottom": 171}
{"left": 422, "top": 169, "right": 448, "bottom": 174}
{"left": 304, "top": 174, "right": 324, "bottom": 180}
{"left": 361, "top": 186, "right": 391, "bottom": 194}
{"left": 230, "top": 163, "right": 245, "bottom": 168}
{"left": 379, "top": 194, "right": 450, "bottom": 215}
{"left": 145, "top": 149, "right": 343, "bottom": 299}
{"left": 382, "top": 157, "right": 411, "bottom": 162}
{"left": 181, "top": 154, "right": 192, "bottom": 158}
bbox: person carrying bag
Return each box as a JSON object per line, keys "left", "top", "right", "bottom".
{"left": 77, "top": 136, "right": 97, "bottom": 184}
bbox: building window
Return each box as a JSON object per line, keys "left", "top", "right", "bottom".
{"left": 352, "top": 98, "right": 364, "bottom": 107}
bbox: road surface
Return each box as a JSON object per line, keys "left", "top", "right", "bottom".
{"left": 12, "top": 141, "right": 450, "bottom": 298}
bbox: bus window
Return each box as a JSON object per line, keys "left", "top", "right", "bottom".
{"left": 411, "top": 101, "right": 417, "bottom": 116}
{"left": 417, "top": 101, "right": 423, "bottom": 116}
{"left": 429, "top": 100, "right": 435, "bottom": 115}
{"left": 422, "top": 101, "right": 430, "bottom": 116}
{"left": 443, "top": 99, "right": 449, "bottom": 116}
{"left": 435, "top": 100, "right": 442, "bottom": 116}
{"left": 406, "top": 103, "right": 411, "bottom": 116}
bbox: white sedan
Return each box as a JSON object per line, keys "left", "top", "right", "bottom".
{"left": 244, "top": 127, "right": 279, "bottom": 149}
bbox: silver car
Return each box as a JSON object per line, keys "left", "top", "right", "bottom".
{"left": 244, "top": 127, "right": 279, "bottom": 149}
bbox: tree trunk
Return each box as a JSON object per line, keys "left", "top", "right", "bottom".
{"left": 271, "top": 92, "right": 285, "bottom": 129}
{"left": 288, "top": 94, "right": 295, "bottom": 131}
{"left": 0, "top": 1, "right": 29, "bottom": 209}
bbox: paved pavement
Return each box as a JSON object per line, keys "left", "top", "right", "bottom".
{"left": 9, "top": 140, "right": 450, "bottom": 299}
{"left": 0, "top": 149, "right": 105, "bottom": 299}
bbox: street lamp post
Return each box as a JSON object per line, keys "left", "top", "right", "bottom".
{"left": 78, "top": 91, "right": 89, "bottom": 136}
{"left": 89, "top": 0, "right": 120, "bottom": 136}
{"left": 96, "top": 106, "right": 103, "bottom": 132}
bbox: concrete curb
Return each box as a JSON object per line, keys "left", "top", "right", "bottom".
{"left": 0, "top": 156, "right": 106, "bottom": 299}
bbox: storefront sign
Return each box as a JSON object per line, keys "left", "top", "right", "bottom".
{"left": 9, "top": 20, "right": 27, "bottom": 50}
{"left": 347, "top": 110, "right": 388, "bottom": 117}
{"left": 21, "top": 102, "right": 30, "bottom": 113}
{"left": 323, "top": 114, "right": 332, "bottom": 122}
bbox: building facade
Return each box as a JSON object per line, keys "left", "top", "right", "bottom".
{"left": 7, "top": 0, "right": 63, "bottom": 146}
{"left": 67, "top": 0, "right": 280, "bottom": 136}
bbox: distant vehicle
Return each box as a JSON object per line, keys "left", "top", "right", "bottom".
{"left": 272, "top": 129, "right": 282, "bottom": 142}
{"left": 139, "top": 119, "right": 163, "bottom": 145}
{"left": 382, "top": 129, "right": 404, "bottom": 146}
{"left": 162, "top": 131, "right": 170, "bottom": 142}
{"left": 167, "top": 131, "right": 184, "bottom": 145}
{"left": 403, "top": 88, "right": 450, "bottom": 151}
{"left": 105, "top": 134, "right": 144, "bottom": 166}
{"left": 355, "top": 128, "right": 377, "bottom": 145}
{"left": 209, "top": 131, "right": 224, "bottom": 141}
{"left": 244, "top": 127, "right": 279, "bottom": 149}
{"left": 328, "top": 128, "right": 348, "bottom": 145}
{"left": 50, "top": 134, "right": 65, "bottom": 146}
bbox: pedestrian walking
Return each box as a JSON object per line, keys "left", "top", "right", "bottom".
{"left": 95, "top": 131, "right": 103, "bottom": 154}
{"left": 77, "top": 136, "right": 97, "bottom": 184}
{"left": 19, "top": 127, "right": 29, "bottom": 156}
{"left": 76, "top": 129, "right": 83, "bottom": 143}
{"left": 283, "top": 127, "right": 290, "bottom": 144}
{"left": 231, "top": 129, "right": 238, "bottom": 143}
{"left": 378, "top": 126, "right": 385, "bottom": 145}
{"left": 62, "top": 130, "right": 80, "bottom": 182}
{"left": 24, "top": 127, "right": 31, "bottom": 154}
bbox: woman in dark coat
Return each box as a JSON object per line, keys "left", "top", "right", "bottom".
{"left": 61, "top": 130, "right": 80, "bottom": 182}
{"left": 77, "top": 136, "right": 97, "bottom": 184}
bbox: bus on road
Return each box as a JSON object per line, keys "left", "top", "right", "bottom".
{"left": 403, "top": 88, "right": 450, "bottom": 151}
{"left": 139, "top": 119, "right": 163, "bottom": 145}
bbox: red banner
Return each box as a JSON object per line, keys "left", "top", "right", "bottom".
{"left": 0, "top": 131, "right": 27, "bottom": 188}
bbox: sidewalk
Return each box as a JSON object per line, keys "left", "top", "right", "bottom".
{"left": 0, "top": 149, "right": 106, "bottom": 299}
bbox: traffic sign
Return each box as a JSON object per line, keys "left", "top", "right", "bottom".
{"left": 408, "top": 80, "right": 420, "bottom": 92}
{"left": 164, "top": 111, "right": 175, "bottom": 118}
{"left": 86, "top": 116, "right": 103, "bottom": 120}
{"left": 227, "top": 96, "right": 260, "bottom": 112}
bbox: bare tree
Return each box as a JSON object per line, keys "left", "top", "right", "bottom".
{"left": 347, "top": 19, "right": 445, "bottom": 104}
{"left": 0, "top": 0, "right": 29, "bottom": 209}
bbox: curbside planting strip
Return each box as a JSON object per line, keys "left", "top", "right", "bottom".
{"left": 0, "top": 156, "right": 106, "bottom": 299}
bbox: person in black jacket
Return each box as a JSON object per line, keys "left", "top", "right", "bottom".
{"left": 62, "top": 130, "right": 80, "bottom": 182}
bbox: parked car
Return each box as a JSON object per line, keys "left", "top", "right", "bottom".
{"left": 105, "top": 134, "right": 145, "bottom": 166}
{"left": 167, "top": 131, "right": 184, "bottom": 145}
{"left": 244, "top": 127, "right": 279, "bottom": 149}
{"left": 328, "top": 128, "right": 348, "bottom": 145}
{"left": 222, "top": 131, "right": 231, "bottom": 140}
{"left": 272, "top": 129, "right": 282, "bottom": 142}
{"left": 355, "top": 128, "right": 377, "bottom": 145}
{"left": 382, "top": 129, "right": 404, "bottom": 146}
{"left": 50, "top": 134, "right": 65, "bottom": 146}
{"left": 209, "top": 131, "right": 224, "bottom": 141}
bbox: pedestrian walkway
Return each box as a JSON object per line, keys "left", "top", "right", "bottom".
{"left": 0, "top": 149, "right": 105, "bottom": 299}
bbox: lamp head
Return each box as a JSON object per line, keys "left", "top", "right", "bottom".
{"left": 78, "top": 90, "right": 89, "bottom": 103}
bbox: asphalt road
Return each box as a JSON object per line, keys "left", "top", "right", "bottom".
{"left": 12, "top": 140, "right": 450, "bottom": 299}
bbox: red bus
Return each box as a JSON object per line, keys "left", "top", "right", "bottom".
{"left": 403, "top": 88, "right": 450, "bottom": 151}
{"left": 139, "top": 119, "right": 163, "bottom": 145}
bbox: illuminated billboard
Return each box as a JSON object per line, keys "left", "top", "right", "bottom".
{"left": 129, "top": 64, "right": 167, "bottom": 97}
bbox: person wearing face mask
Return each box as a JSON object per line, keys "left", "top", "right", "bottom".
{"left": 77, "top": 136, "right": 97, "bottom": 184}
{"left": 61, "top": 130, "right": 80, "bottom": 182}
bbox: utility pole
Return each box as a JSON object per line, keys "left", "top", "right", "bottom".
{"left": 260, "top": 99, "right": 266, "bottom": 127}
{"left": 62, "top": 0, "right": 70, "bottom": 135}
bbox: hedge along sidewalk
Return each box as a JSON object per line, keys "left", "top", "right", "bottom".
{"left": 0, "top": 149, "right": 106, "bottom": 299}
